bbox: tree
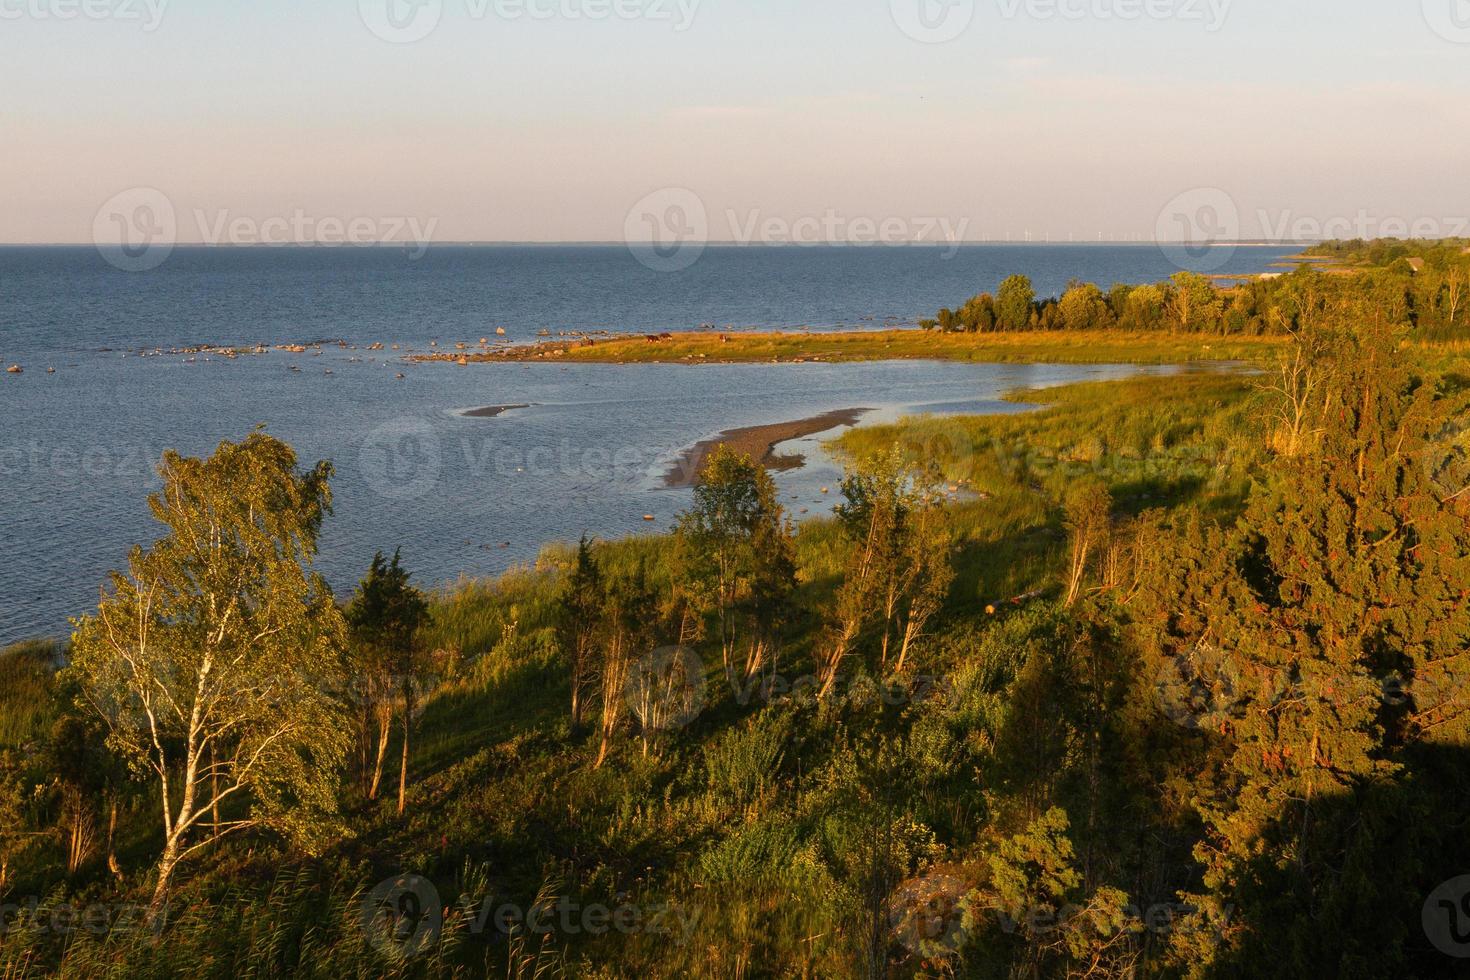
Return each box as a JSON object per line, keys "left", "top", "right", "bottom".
{"left": 893, "top": 493, "right": 954, "bottom": 674}
{"left": 69, "top": 433, "right": 351, "bottom": 922}
{"left": 959, "top": 293, "right": 997, "bottom": 332}
{"left": 557, "top": 536, "right": 604, "bottom": 730}
{"left": 1168, "top": 271, "right": 1223, "bottom": 332}
{"left": 594, "top": 561, "right": 658, "bottom": 769}
{"left": 46, "top": 710, "right": 125, "bottom": 876}
{"left": 972, "top": 808, "right": 1138, "bottom": 977}
{"left": 1117, "top": 282, "right": 1168, "bottom": 331}
{"left": 1134, "top": 315, "right": 1470, "bottom": 968}
{"left": 345, "top": 549, "right": 430, "bottom": 810}
{"left": 675, "top": 447, "right": 796, "bottom": 687}
{"left": 0, "top": 754, "right": 31, "bottom": 897}
{"left": 1259, "top": 324, "right": 1332, "bottom": 458}
{"left": 1063, "top": 482, "right": 1113, "bottom": 606}
{"left": 1441, "top": 264, "right": 1468, "bottom": 329}
{"left": 1058, "top": 281, "right": 1113, "bottom": 332}
{"left": 826, "top": 458, "right": 908, "bottom": 692}
{"left": 821, "top": 454, "right": 954, "bottom": 693}
{"left": 996, "top": 275, "right": 1036, "bottom": 332}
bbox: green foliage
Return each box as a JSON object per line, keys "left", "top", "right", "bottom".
{"left": 674, "top": 446, "right": 797, "bottom": 683}
{"left": 10, "top": 290, "right": 1470, "bottom": 977}
{"left": 68, "top": 433, "right": 352, "bottom": 914}
{"left": 995, "top": 274, "right": 1037, "bottom": 332}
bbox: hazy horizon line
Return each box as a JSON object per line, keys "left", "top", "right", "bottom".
{"left": 0, "top": 239, "right": 1337, "bottom": 248}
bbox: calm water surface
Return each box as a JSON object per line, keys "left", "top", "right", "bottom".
{"left": 0, "top": 244, "right": 1294, "bottom": 642}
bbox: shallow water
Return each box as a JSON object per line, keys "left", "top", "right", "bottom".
{"left": 0, "top": 244, "right": 1293, "bottom": 642}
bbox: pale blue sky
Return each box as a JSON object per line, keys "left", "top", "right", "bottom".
{"left": 3, "top": 0, "right": 1467, "bottom": 243}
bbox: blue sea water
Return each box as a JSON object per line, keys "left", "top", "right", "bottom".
{"left": 0, "top": 243, "right": 1296, "bottom": 643}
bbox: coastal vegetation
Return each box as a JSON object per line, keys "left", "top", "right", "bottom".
{"left": 414, "top": 242, "right": 1470, "bottom": 372}
{"left": 2, "top": 244, "right": 1470, "bottom": 977}
{"left": 423, "top": 328, "right": 1284, "bottom": 367}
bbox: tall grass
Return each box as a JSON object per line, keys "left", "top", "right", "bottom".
{"left": 0, "top": 641, "right": 61, "bottom": 748}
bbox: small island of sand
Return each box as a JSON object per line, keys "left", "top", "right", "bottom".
{"left": 461, "top": 404, "right": 531, "bottom": 418}
{"left": 664, "top": 408, "right": 871, "bottom": 489}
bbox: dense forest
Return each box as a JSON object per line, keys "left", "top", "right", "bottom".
{"left": 2, "top": 244, "right": 1469, "bottom": 978}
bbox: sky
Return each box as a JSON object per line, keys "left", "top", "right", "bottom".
{"left": 2, "top": 0, "right": 1469, "bottom": 245}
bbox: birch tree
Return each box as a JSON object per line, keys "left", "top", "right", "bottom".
{"left": 70, "top": 434, "right": 351, "bottom": 923}
{"left": 675, "top": 447, "right": 795, "bottom": 686}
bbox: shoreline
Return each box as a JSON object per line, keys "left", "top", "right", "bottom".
{"left": 410, "top": 328, "right": 1286, "bottom": 368}
{"left": 664, "top": 408, "right": 872, "bottom": 489}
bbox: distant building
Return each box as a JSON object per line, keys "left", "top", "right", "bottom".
{"left": 1408, "top": 257, "right": 1425, "bottom": 273}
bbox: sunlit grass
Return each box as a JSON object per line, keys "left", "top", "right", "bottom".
{"left": 491, "top": 329, "right": 1290, "bottom": 367}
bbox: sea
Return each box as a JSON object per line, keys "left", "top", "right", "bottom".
{"left": 0, "top": 243, "right": 1297, "bottom": 643}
